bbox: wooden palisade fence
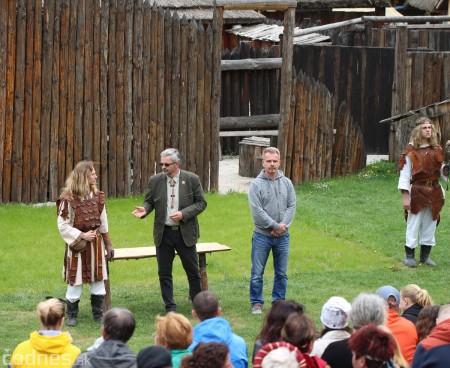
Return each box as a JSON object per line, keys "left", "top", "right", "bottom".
{"left": 0, "top": 0, "right": 220, "bottom": 203}
{"left": 283, "top": 70, "right": 365, "bottom": 185}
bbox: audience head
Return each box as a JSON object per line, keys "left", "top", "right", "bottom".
{"left": 350, "top": 293, "right": 386, "bottom": 329}
{"left": 348, "top": 324, "right": 396, "bottom": 368}
{"left": 102, "top": 308, "right": 136, "bottom": 343}
{"left": 137, "top": 346, "right": 172, "bottom": 368}
{"left": 181, "top": 342, "right": 231, "bottom": 368}
{"left": 320, "top": 296, "right": 352, "bottom": 330}
{"left": 38, "top": 298, "right": 66, "bottom": 330}
{"left": 155, "top": 312, "right": 193, "bottom": 350}
{"left": 192, "top": 291, "right": 220, "bottom": 321}
{"left": 399, "top": 284, "right": 433, "bottom": 312}
{"left": 437, "top": 304, "right": 450, "bottom": 324}
{"left": 375, "top": 285, "right": 400, "bottom": 310}
{"left": 416, "top": 305, "right": 441, "bottom": 341}
{"left": 257, "top": 300, "right": 305, "bottom": 344}
{"left": 281, "top": 313, "right": 316, "bottom": 354}
{"left": 253, "top": 342, "right": 304, "bottom": 368}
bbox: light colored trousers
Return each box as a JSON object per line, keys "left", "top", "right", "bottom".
{"left": 66, "top": 281, "right": 105, "bottom": 302}
{"left": 405, "top": 206, "right": 436, "bottom": 248}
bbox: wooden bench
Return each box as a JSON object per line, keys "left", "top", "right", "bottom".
{"left": 105, "top": 242, "right": 231, "bottom": 309}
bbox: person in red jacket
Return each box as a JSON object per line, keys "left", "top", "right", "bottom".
{"left": 375, "top": 285, "right": 418, "bottom": 365}
{"left": 412, "top": 304, "right": 450, "bottom": 368}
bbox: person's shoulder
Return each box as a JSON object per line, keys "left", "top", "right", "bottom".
{"left": 180, "top": 170, "right": 200, "bottom": 180}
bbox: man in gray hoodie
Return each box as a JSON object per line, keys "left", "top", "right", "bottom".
{"left": 73, "top": 308, "right": 137, "bottom": 368}
{"left": 248, "top": 147, "right": 296, "bottom": 315}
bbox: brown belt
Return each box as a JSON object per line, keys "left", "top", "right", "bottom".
{"left": 412, "top": 180, "right": 439, "bottom": 187}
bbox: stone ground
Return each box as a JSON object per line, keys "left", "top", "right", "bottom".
{"left": 218, "top": 154, "right": 389, "bottom": 194}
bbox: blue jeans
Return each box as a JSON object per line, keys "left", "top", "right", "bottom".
{"left": 250, "top": 232, "right": 290, "bottom": 306}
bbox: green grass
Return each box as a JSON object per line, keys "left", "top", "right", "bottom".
{"left": 1, "top": 160, "right": 449, "bottom": 362}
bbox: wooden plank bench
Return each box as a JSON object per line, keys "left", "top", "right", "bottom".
{"left": 105, "top": 242, "right": 231, "bottom": 310}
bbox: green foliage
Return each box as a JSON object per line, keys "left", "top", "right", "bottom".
{"left": 1, "top": 161, "right": 449, "bottom": 362}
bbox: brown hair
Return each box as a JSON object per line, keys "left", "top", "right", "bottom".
{"left": 181, "top": 342, "right": 229, "bottom": 368}
{"left": 416, "top": 305, "right": 440, "bottom": 341}
{"left": 280, "top": 314, "right": 316, "bottom": 353}
{"left": 193, "top": 291, "right": 219, "bottom": 321}
{"left": 409, "top": 116, "right": 439, "bottom": 148}
{"left": 156, "top": 312, "right": 193, "bottom": 350}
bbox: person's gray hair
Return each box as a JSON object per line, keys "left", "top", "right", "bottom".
{"left": 350, "top": 293, "right": 387, "bottom": 329}
{"left": 161, "top": 148, "right": 181, "bottom": 163}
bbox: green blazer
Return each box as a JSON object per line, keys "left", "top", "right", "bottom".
{"left": 142, "top": 170, "right": 207, "bottom": 246}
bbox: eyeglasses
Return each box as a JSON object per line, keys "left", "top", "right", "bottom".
{"left": 159, "top": 162, "right": 175, "bottom": 167}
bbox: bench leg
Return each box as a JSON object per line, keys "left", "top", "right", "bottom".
{"left": 199, "top": 253, "right": 208, "bottom": 291}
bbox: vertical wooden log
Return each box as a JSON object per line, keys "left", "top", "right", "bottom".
{"left": 187, "top": 19, "right": 198, "bottom": 172}
{"left": 179, "top": 16, "right": 189, "bottom": 166}
{"left": 39, "top": 0, "right": 55, "bottom": 202}
{"left": 285, "top": 68, "right": 296, "bottom": 180}
{"left": 49, "top": 0, "right": 60, "bottom": 201}
{"left": 149, "top": 4, "right": 158, "bottom": 172}
{"left": 123, "top": 0, "right": 133, "bottom": 195}
{"left": 58, "top": 0, "right": 69, "bottom": 192}
{"left": 0, "top": 0, "right": 8, "bottom": 202}
{"left": 30, "top": 0, "right": 42, "bottom": 202}
{"left": 100, "top": 0, "right": 109, "bottom": 194}
{"left": 141, "top": 1, "right": 151, "bottom": 189}
{"left": 92, "top": 0, "right": 102, "bottom": 172}
{"left": 65, "top": 0, "right": 77, "bottom": 177}
{"left": 196, "top": 22, "right": 205, "bottom": 189}
{"left": 83, "top": 0, "right": 94, "bottom": 160}
{"left": 11, "top": 0, "right": 27, "bottom": 202}
{"left": 156, "top": 7, "right": 165, "bottom": 161}
{"left": 170, "top": 12, "right": 181, "bottom": 158}
{"left": 3, "top": 0, "right": 17, "bottom": 202}
{"left": 203, "top": 25, "right": 213, "bottom": 191}
{"left": 278, "top": 7, "right": 295, "bottom": 172}
{"left": 115, "top": 0, "right": 125, "bottom": 196}
{"left": 74, "top": 0, "right": 85, "bottom": 165}
{"left": 21, "top": 0, "right": 35, "bottom": 202}
{"left": 163, "top": 10, "right": 172, "bottom": 149}
{"left": 133, "top": 0, "right": 143, "bottom": 194}
{"left": 108, "top": 0, "right": 117, "bottom": 196}
{"left": 210, "top": 6, "right": 223, "bottom": 191}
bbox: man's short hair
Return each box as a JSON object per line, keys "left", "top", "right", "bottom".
{"left": 263, "top": 147, "right": 280, "bottom": 157}
{"left": 103, "top": 307, "right": 136, "bottom": 343}
{"left": 438, "top": 304, "right": 450, "bottom": 321}
{"left": 160, "top": 148, "right": 181, "bottom": 163}
{"left": 193, "top": 291, "right": 219, "bottom": 321}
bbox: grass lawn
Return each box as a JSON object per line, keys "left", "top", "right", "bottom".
{"left": 1, "top": 161, "right": 449, "bottom": 363}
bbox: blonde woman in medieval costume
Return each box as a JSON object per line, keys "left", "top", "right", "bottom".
{"left": 57, "top": 161, "right": 114, "bottom": 326}
{"left": 398, "top": 116, "right": 447, "bottom": 268}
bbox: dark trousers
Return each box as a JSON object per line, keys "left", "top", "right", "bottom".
{"left": 156, "top": 227, "right": 202, "bottom": 311}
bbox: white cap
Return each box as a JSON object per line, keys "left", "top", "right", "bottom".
{"left": 320, "top": 296, "right": 352, "bottom": 329}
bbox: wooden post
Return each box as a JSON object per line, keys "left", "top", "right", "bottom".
{"left": 210, "top": 6, "right": 223, "bottom": 191}
{"left": 390, "top": 26, "right": 408, "bottom": 161}
{"left": 278, "top": 7, "right": 295, "bottom": 171}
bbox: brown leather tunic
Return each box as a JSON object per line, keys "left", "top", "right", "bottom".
{"left": 57, "top": 192, "right": 106, "bottom": 285}
{"left": 398, "top": 145, "right": 444, "bottom": 220}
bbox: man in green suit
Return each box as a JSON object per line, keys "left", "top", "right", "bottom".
{"left": 133, "top": 148, "right": 207, "bottom": 312}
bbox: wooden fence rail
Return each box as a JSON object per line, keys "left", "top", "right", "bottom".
{"left": 0, "top": 0, "right": 219, "bottom": 203}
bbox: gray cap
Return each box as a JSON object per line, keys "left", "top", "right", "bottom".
{"left": 375, "top": 285, "right": 400, "bottom": 306}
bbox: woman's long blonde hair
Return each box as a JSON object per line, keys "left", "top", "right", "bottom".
{"left": 60, "top": 161, "right": 98, "bottom": 199}
{"left": 409, "top": 117, "right": 440, "bottom": 148}
{"left": 400, "top": 284, "right": 433, "bottom": 308}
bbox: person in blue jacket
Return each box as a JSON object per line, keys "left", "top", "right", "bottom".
{"left": 189, "top": 291, "right": 248, "bottom": 368}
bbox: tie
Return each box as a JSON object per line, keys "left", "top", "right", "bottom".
{"left": 170, "top": 178, "right": 175, "bottom": 209}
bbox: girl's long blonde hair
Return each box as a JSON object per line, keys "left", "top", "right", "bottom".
{"left": 400, "top": 284, "right": 433, "bottom": 308}
{"left": 60, "top": 161, "right": 98, "bottom": 199}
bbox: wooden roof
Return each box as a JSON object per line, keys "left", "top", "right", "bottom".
{"left": 150, "top": 0, "right": 266, "bottom": 23}
{"left": 404, "top": 0, "right": 448, "bottom": 12}
{"left": 295, "top": 0, "right": 391, "bottom": 9}
{"left": 379, "top": 99, "right": 450, "bottom": 124}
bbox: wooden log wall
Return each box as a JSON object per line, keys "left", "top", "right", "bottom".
{"left": 293, "top": 44, "right": 394, "bottom": 154}
{"left": 220, "top": 43, "right": 280, "bottom": 154}
{"left": 284, "top": 70, "right": 365, "bottom": 185}
{"left": 0, "top": 0, "right": 218, "bottom": 203}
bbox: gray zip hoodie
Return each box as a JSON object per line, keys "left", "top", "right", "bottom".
{"left": 248, "top": 170, "right": 296, "bottom": 236}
